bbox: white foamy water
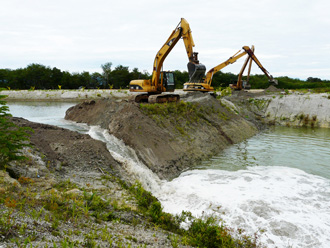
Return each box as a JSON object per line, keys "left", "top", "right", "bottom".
{"left": 87, "top": 125, "right": 164, "bottom": 192}
{"left": 156, "top": 166, "right": 330, "bottom": 247}
{"left": 7, "top": 102, "right": 330, "bottom": 247}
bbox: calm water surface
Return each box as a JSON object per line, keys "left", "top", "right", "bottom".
{"left": 199, "top": 126, "right": 330, "bottom": 179}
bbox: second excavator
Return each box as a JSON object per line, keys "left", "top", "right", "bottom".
{"left": 229, "top": 46, "right": 278, "bottom": 90}
{"left": 129, "top": 18, "right": 206, "bottom": 103}
{"left": 183, "top": 46, "right": 277, "bottom": 92}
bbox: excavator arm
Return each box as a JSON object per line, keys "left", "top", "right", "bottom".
{"left": 204, "top": 50, "right": 248, "bottom": 86}
{"left": 231, "top": 46, "right": 278, "bottom": 90}
{"left": 180, "top": 19, "right": 206, "bottom": 82}
{"left": 242, "top": 46, "right": 278, "bottom": 86}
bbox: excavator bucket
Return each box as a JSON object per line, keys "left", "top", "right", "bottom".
{"left": 187, "top": 62, "right": 206, "bottom": 83}
{"left": 269, "top": 78, "right": 278, "bottom": 85}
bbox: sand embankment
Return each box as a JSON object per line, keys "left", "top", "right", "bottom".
{"left": 259, "top": 93, "right": 330, "bottom": 128}
{"left": 1, "top": 89, "right": 132, "bottom": 101}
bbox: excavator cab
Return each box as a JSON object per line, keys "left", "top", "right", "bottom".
{"left": 161, "top": 71, "right": 176, "bottom": 92}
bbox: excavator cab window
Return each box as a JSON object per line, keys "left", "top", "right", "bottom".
{"left": 161, "top": 71, "right": 175, "bottom": 92}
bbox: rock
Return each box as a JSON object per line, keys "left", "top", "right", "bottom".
{"left": 0, "top": 170, "right": 21, "bottom": 188}
{"left": 64, "top": 188, "right": 83, "bottom": 196}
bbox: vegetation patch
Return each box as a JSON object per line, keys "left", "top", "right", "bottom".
{"left": 139, "top": 101, "right": 229, "bottom": 137}
{"left": 0, "top": 95, "right": 32, "bottom": 170}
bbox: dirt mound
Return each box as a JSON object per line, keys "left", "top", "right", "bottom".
{"left": 264, "top": 85, "right": 282, "bottom": 92}
{"left": 65, "top": 97, "right": 258, "bottom": 180}
{"left": 9, "top": 117, "right": 128, "bottom": 184}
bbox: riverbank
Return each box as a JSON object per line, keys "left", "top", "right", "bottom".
{"left": 224, "top": 89, "right": 330, "bottom": 129}
{"left": 260, "top": 93, "right": 330, "bottom": 128}
{"left": 1, "top": 89, "right": 131, "bottom": 101}
{"left": 2, "top": 88, "right": 330, "bottom": 247}
{"left": 1, "top": 118, "right": 190, "bottom": 247}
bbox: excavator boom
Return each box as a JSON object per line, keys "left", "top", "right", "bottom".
{"left": 242, "top": 46, "right": 278, "bottom": 86}
{"left": 180, "top": 19, "right": 206, "bottom": 82}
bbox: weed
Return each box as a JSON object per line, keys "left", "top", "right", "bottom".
{"left": 298, "top": 113, "right": 305, "bottom": 120}
{"left": 18, "top": 176, "right": 34, "bottom": 185}
{"left": 169, "top": 234, "right": 180, "bottom": 248}
{"left": 0, "top": 209, "right": 17, "bottom": 240}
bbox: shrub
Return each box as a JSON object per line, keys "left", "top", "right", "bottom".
{"left": 0, "top": 95, "right": 32, "bottom": 169}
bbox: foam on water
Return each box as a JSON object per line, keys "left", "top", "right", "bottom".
{"left": 156, "top": 166, "right": 330, "bottom": 248}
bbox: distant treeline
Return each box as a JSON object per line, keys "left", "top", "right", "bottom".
{"left": 0, "top": 63, "right": 329, "bottom": 90}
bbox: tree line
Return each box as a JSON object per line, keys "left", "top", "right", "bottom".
{"left": 0, "top": 62, "right": 329, "bottom": 90}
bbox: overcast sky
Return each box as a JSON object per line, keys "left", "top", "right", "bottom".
{"left": 1, "top": 0, "right": 330, "bottom": 80}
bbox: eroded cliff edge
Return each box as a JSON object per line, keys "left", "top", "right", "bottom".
{"left": 65, "top": 93, "right": 260, "bottom": 180}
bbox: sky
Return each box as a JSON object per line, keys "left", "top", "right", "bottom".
{"left": 1, "top": 0, "right": 330, "bottom": 80}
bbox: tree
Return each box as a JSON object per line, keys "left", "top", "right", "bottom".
{"left": 110, "top": 65, "right": 131, "bottom": 88}
{"left": 307, "top": 77, "right": 322, "bottom": 82}
{"left": 25, "top": 64, "right": 52, "bottom": 89}
{"left": 101, "top": 62, "right": 112, "bottom": 87}
{"left": 211, "top": 71, "right": 237, "bottom": 88}
{"left": 173, "top": 70, "right": 189, "bottom": 89}
{"left": 0, "top": 95, "right": 32, "bottom": 169}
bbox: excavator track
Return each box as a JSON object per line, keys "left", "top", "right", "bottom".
{"left": 148, "top": 94, "right": 180, "bottom": 104}
{"left": 131, "top": 93, "right": 149, "bottom": 103}
{"left": 131, "top": 93, "right": 180, "bottom": 103}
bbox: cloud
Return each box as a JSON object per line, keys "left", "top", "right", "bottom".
{"left": 0, "top": 0, "right": 329, "bottom": 79}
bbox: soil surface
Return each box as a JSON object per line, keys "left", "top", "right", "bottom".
{"left": 2, "top": 118, "right": 188, "bottom": 247}
{"left": 65, "top": 92, "right": 262, "bottom": 180}
{"left": 8, "top": 117, "right": 127, "bottom": 184}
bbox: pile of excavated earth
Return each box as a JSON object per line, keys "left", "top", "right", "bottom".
{"left": 64, "top": 92, "right": 259, "bottom": 180}
{"left": 2, "top": 88, "right": 330, "bottom": 247}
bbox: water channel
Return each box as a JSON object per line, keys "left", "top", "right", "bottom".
{"left": 7, "top": 101, "right": 330, "bottom": 248}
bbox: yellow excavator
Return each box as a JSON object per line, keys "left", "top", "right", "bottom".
{"left": 183, "top": 47, "right": 250, "bottom": 92}
{"left": 230, "top": 46, "right": 278, "bottom": 90}
{"left": 183, "top": 46, "right": 277, "bottom": 92}
{"left": 129, "top": 18, "right": 206, "bottom": 103}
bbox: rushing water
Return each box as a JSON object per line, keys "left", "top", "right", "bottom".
{"left": 7, "top": 101, "right": 330, "bottom": 248}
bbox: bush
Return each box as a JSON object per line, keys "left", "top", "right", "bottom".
{"left": 0, "top": 95, "right": 32, "bottom": 169}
